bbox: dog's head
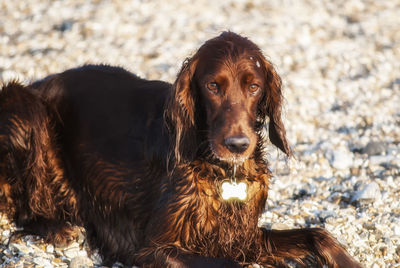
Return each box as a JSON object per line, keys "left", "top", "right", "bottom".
{"left": 167, "top": 32, "right": 290, "bottom": 165}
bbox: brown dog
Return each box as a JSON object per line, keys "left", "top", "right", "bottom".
{"left": 0, "top": 32, "right": 361, "bottom": 267}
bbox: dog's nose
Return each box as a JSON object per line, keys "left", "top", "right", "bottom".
{"left": 224, "top": 136, "right": 250, "bottom": 153}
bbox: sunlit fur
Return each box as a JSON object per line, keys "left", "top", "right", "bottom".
{"left": 0, "top": 32, "right": 360, "bottom": 267}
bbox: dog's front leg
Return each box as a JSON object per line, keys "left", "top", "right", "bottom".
{"left": 136, "top": 183, "right": 242, "bottom": 268}
{"left": 259, "top": 228, "right": 362, "bottom": 267}
{"left": 166, "top": 252, "right": 242, "bottom": 268}
{"left": 135, "top": 245, "right": 241, "bottom": 268}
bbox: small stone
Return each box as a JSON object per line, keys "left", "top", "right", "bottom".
{"left": 9, "top": 243, "right": 32, "bottom": 255}
{"left": 55, "top": 20, "right": 74, "bottom": 32}
{"left": 55, "top": 248, "right": 64, "bottom": 256}
{"left": 363, "top": 141, "right": 387, "bottom": 156}
{"left": 350, "top": 167, "right": 360, "bottom": 176}
{"left": 318, "top": 210, "right": 337, "bottom": 222}
{"left": 22, "top": 261, "right": 35, "bottom": 268}
{"left": 2, "top": 229, "right": 10, "bottom": 237}
{"left": 64, "top": 242, "right": 80, "bottom": 259}
{"left": 64, "top": 248, "right": 80, "bottom": 259}
{"left": 363, "top": 222, "right": 376, "bottom": 231}
{"left": 33, "top": 256, "right": 52, "bottom": 267}
{"left": 46, "top": 244, "right": 54, "bottom": 253}
{"left": 329, "top": 192, "right": 342, "bottom": 204}
{"left": 293, "top": 183, "right": 316, "bottom": 199}
{"left": 52, "top": 258, "right": 62, "bottom": 263}
{"left": 69, "top": 256, "right": 93, "bottom": 268}
{"left": 379, "top": 246, "right": 387, "bottom": 256}
{"left": 0, "top": 217, "right": 10, "bottom": 225}
{"left": 351, "top": 181, "right": 381, "bottom": 204}
{"left": 271, "top": 222, "right": 291, "bottom": 230}
{"left": 369, "top": 155, "right": 394, "bottom": 166}
{"left": 329, "top": 150, "right": 353, "bottom": 170}
{"left": 394, "top": 225, "right": 400, "bottom": 236}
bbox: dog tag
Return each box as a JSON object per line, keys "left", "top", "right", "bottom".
{"left": 221, "top": 181, "right": 247, "bottom": 201}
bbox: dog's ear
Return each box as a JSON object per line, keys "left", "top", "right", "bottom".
{"left": 258, "top": 57, "right": 291, "bottom": 156}
{"left": 166, "top": 57, "right": 199, "bottom": 164}
{"left": 173, "top": 57, "right": 198, "bottom": 126}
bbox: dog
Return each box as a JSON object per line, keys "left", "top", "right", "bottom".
{"left": 0, "top": 32, "right": 361, "bottom": 267}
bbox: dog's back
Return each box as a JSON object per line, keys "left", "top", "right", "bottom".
{"left": 0, "top": 65, "right": 172, "bottom": 264}
{"left": 32, "top": 65, "right": 171, "bottom": 163}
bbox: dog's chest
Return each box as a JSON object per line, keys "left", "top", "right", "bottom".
{"left": 188, "top": 189, "right": 262, "bottom": 257}
{"left": 193, "top": 178, "right": 266, "bottom": 232}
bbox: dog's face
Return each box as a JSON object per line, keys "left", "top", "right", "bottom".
{"left": 195, "top": 56, "right": 265, "bottom": 164}
{"left": 168, "top": 32, "right": 290, "bottom": 164}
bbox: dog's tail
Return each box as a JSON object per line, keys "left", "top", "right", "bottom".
{"left": 0, "top": 82, "right": 75, "bottom": 226}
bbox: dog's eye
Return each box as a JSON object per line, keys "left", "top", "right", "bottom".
{"left": 249, "top": 84, "right": 260, "bottom": 95}
{"left": 207, "top": 82, "right": 219, "bottom": 94}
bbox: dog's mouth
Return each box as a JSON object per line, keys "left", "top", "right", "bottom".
{"left": 209, "top": 141, "right": 249, "bottom": 165}
{"left": 209, "top": 135, "right": 256, "bottom": 166}
{"left": 216, "top": 155, "right": 248, "bottom": 166}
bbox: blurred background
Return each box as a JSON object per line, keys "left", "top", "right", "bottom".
{"left": 1, "top": 0, "right": 399, "bottom": 267}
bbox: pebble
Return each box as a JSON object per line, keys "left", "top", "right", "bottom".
{"left": 69, "top": 256, "right": 94, "bottom": 268}
{"left": 33, "top": 256, "right": 52, "bottom": 267}
{"left": 351, "top": 181, "right": 382, "bottom": 204}
{"left": 394, "top": 225, "right": 400, "bottom": 236}
{"left": 46, "top": 244, "right": 54, "bottom": 253}
{"left": 9, "top": 243, "right": 33, "bottom": 256}
{"left": 328, "top": 192, "right": 342, "bottom": 204}
{"left": 2, "top": 229, "right": 10, "bottom": 237}
{"left": 64, "top": 242, "right": 80, "bottom": 259}
{"left": 293, "top": 182, "right": 317, "bottom": 198}
{"left": 270, "top": 222, "right": 291, "bottom": 230}
{"left": 363, "top": 141, "right": 387, "bottom": 156}
{"left": 329, "top": 150, "right": 354, "bottom": 170}
{"left": 318, "top": 210, "right": 337, "bottom": 222}
{"left": 369, "top": 155, "right": 395, "bottom": 166}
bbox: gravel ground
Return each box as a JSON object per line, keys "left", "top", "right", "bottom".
{"left": 1, "top": 0, "right": 399, "bottom": 267}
